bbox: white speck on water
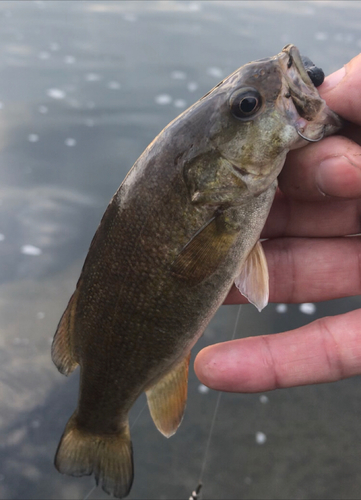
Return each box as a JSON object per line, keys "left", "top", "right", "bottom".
{"left": 155, "top": 94, "right": 172, "bottom": 105}
{"left": 107, "top": 81, "right": 121, "bottom": 90}
{"left": 38, "top": 105, "right": 48, "bottom": 114}
{"left": 299, "top": 303, "right": 316, "bottom": 315}
{"left": 174, "top": 99, "right": 187, "bottom": 108}
{"left": 315, "top": 32, "right": 328, "bottom": 42}
{"left": 38, "top": 51, "right": 50, "bottom": 60}
{"left": 47, "top": 88, "right": 66, "bottom": 100}
{"left": 207, "top": 67, "right": 223, "bottom": 78}
{"left": 69, "top": 99, "right": 80, "bottom": 108}
{"left": 30, "top": 419, "right": 41, "bottom": 429}
{"left": 198, "top": 384, "right": 210, "bottom": 394}
{"left": 259, "top": 395, "right": 269, "bottom": 404}
{"left": 85, "top": 118, "right": 95, "bottom": 127}
{"left": 0, "top": 234, "right": 5, "bottom": 241}
{"left": 244, "top": 477, "right": 252, "bottom": 485}
{"left": 28, "top": 134, "right": 39, "bottom": 143}
{"left": 64, "top": 55, "right": 76, "bottom": 64}
{"left": 255, "top": 431, "right": 267, "bottom": 444}
{"left": 49, "top": 42, "right": 60, "bottom": 51}
{"left": 36, "top": 312, "right": 45, "bottom": 319}
{"left": 187, "top": 81, "right": 198, "bottom": 92}
{"left": 85, "top": 72, "right": 102, "bottom": 82}
{"left": 276, "top": 303, "right": 288, "bottom": 313}
{"left": 21, "top": 244, "right": 42, "bottom": 256}
{"left": 122, "top": 13, "right": 137, "bottom": 22}
{"left": 65, "top": 138, "right": 76, "bottom": 147}
{"left": 171, "top": 70, "right": 186, "bottom": 80}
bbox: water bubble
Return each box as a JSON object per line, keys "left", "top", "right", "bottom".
{"left": 107, "top": 81, "right": 121, "bottom": 90}
{"left": 259, "top": 395, "right": 269, "bottom": 404}
{"left": 38, "top": 105, "right": 48, "bottom": 114}
{"left": 198, "top": 384, "right": 210, "bottom": 394}
{"left": 65, "top": 138, "right": 76, "bottom": 147}
{"left": 155, "top": 94, "right": 172, "bottom": 105}
{"left": 123, "top": 13, "right": 137, "bottom": 22}
{"left": 255, "top": 431, "right": 267, "bottom": 445}
{"left": 38, "top": 51, "right": 50, "bottom": 60}
{"left": 0, "top": 234, "right": 4, "bottom": 241}
{"left": 276, "top": 303, "right": 287, "bottom": 313}
{"left": 21, "top": 245, "right": 42, "bottom": 256}
{"left": 299, "top": 303, "right": 316, "bottom": 315}
{"left": 47, "top": 88, "right": 66, "bottom": 99}
{"left": 174, "top": 99, "right": 187, "bottom": 108}
{"left": 85, "top": 73, "right": 102, "bottom": 82}
{"left": 85, "top": 118, "right": 95, "bottom": 127}
{"left": 171, "top": 70, "right": 186, "bottom": 80}
{"left": 315, "top": 32, "right": 328, "bottom": 42}
{"left": 207, "top": 67, "right": 223, "bottom": 78}
{"left": 30, "top": 419, "right": 41, "bottom": 429}
{"left": 187, "top": 81, "right": 198, "bottom": 92}
{"left": 28, "top": 134, "right": 39, "bottom": 143}
{"left": 49, "top": 42, "right": 60, "bottom": 51}
{"left": 64, "top": 55, "right": 76, "bottom": 64}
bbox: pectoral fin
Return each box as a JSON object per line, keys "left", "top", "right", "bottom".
{"left": 51, "top": 291, "right": 79, "bottom": 376}
{"left": 235, "top": 240, "right": 269, "bottom": 312}
{"left": 146, "top": 353, "right": 190, "bottom": 438}
{"left": 171, "top": 215, "right": 238, "bottom": 286}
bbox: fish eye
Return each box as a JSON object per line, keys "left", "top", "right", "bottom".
{"left": 229, "top": 87, "right": 262, "bottom": 120}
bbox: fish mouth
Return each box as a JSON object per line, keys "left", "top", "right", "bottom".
{"left": 279, "top": 44, "right": 343, "bottom": 142}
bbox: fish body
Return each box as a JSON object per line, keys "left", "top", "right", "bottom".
{"left": 52, "top": 45, "right": 342, "bottom": 498}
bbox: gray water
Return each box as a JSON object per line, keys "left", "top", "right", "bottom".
{"left": 0, "top": 1, "right": 361, "bottom": 499}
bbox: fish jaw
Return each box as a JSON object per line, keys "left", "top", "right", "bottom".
{"left": 278, "top": 44, "right": 344, "bottom": 147}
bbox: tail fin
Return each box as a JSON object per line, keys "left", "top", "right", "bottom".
{"left": 54, "top": 413, "right": 134, "bottom": 499}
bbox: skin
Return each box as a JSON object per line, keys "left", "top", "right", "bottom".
{"left": 194, "top": 53, "right": 361, "bottom": 393}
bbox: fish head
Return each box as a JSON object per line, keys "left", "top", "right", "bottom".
{"left": 204, "top": 44, "right": 343, "bottom": 195}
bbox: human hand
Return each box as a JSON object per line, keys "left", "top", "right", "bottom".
{"left": 195, "top": 53, "right": 361, "bottom": 393}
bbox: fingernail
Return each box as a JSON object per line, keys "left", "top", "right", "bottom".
{"left": 321, "top": 66, "right": 346, "bottom": 92}
{"left": 317, "top": 156, "right": 361, "bottom": 197}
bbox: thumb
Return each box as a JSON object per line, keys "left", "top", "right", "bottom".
{"left": 319, "top": 52, "right": 361, "bottom": 126}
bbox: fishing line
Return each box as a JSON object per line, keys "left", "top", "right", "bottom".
{"left": 81, "top": 402, "right": 147, "bottom": 500}
{"left": 189, "top": 304, "right": 242, "bottom": 500}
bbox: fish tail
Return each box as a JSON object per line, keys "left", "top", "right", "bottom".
{"left": 55, "top": 412, "right": 134, "bottom": 499}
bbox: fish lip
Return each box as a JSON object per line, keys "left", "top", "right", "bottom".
{"left": 282, "top": 44, "right": 314, "bottom": 89}
{"left": 279, "top": 44, "right": 344, "bottom": 138}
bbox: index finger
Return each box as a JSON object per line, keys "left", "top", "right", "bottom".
{"left": 194, "top": 309, "right": 361, "bottom": 392}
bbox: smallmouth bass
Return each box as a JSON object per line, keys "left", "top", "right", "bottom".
{"left": 52, "top": 45, "right": 343, "bottom": 498}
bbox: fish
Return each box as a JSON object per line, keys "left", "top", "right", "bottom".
{"left": 51, "top": 44, "right": 343, "bottom": 498}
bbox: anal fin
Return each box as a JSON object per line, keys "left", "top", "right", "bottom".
{"left": 146, "top": 353, "right": 191, "bottom": 438}
{"left": 235, "top": 240, "right": 269, "bottom": 312}
{"left": 51, "top": 291, "right": 79, "bottom": 376}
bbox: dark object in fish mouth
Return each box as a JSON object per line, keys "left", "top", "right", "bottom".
{"left": 301, "top": 55, "right": 325, "bottom": 87}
